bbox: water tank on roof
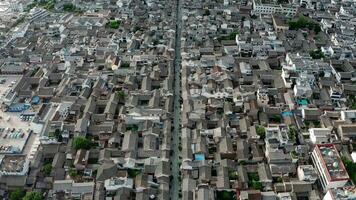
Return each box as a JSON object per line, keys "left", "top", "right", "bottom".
{"left": 328, "top": 150, "right": 334, "bottom": 156}
{"left": 333, "top": 162, "right": 339, "bottom": 168}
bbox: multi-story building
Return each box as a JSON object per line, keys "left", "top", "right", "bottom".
{"left": 323, "top": 187, "right": 356, "bottom": 200}
{"left": 252, "top": 0, "right": 298, "bottom": 16}
{"left": 311, "top": 144, "right": 349, "bottom": 191}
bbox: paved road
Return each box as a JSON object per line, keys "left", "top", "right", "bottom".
{"left": 170, "top": 0, "right": 182, "bottom": 198}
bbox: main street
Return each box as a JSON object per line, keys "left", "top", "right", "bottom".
{"left": 170, "top": 0, "right": 182, "bottom": 198}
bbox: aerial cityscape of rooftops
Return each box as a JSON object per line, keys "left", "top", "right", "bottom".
{"left": 0, "top": 0, "right": 356, "bottom": 199}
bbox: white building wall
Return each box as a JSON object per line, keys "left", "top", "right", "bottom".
{"left": 322, "top": 191, "right": 333, "bottom": 200}
{"left": 312, "top": 149, "right": 348, "bottom": 191}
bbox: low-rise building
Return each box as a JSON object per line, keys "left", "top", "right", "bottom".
{"left": 297, "top": 165, "right": 318, "bottom": 183}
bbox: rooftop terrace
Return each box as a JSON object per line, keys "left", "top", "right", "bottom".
{"left": 0, "top": 155, "right": 29, "bottom": 175}
{"left": 316, "top": 144, "right": 349, "bottom": 182}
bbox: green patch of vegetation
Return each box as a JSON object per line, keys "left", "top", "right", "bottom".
{"left": 251, "top": 15, "right": 258, "bottom": 19}
{"left": 306, "top": 121, "right": 321, "bottom": 128}
{"left": 273, "top": 176, "right": 283, "bottom": 183}
{"left": 256, "top": 126, "right": 266, "bottom": 139}
{"left": 88, "top": 158, "right": 98, "bottom": 164}
{"left": 313, "top": 121, "right": 321, "bottom": 128}
{"left": 69, "top": 168, "right": 77, "bottom": 177}
{"left": 41, "top": 0, "right": 55, "bottom": 10}
{"left": 126, "top": 124, "right": 139, "bottom": 132}
{"left": 228, "top": 171, "right": 238, "bottom": 180}
{"left": 42, "top": 163, "right": 52, "bottom": 176}
{"left": 248, "top": 172, "right": 259, "bottom": 181}
{"left": 303, "top": 134, "right": 310, "bottom": 139}
{"left": 11, "top": 16, "right": 26, "bottom": 28}
{"left": 216, "top": 191, "right": 236, "bottom": 200}
{"left": 30, "top": 67, "right": 40, "bottom": 77}
{"left": 288, "top": 16, "right": 321, "bottom": 34}
{"left": 290, "top": 150, "right": 298, "bottom": 159}
{"left": 23, "top": 192, "right": 44, "bottom": 200}
{"left": 248, "top": 172, "right": 262, "bottom": 190}
{"left": 349, "top": 95, "right": 356, "bottom": 109}
{"left": 25, "top": 3, "right": 37, "bottom": 12}
{"left": 72, "top": 137, "right": 92, "bottom": 150}
{"left": 309, "top": 49, "right": 325, "bottom": 59}
{"left": 341, "top": 156, "right": 356, "bottom": 184}
{"left": 62, "top": 3, "right": 83, "bottom": 13}
{"left": 63, "top": 3, "right": 77, "bottom": 12}
{"left": 239, "top": 160, "right": 247, "bottom": 165}
{"left": 270, "top": 115, "right": 282, "bottom": 123}
{"left": 288, "top": 126, "right": 297, "bottom": 141}
{"left": 26, "top": 0, "right": 56, "bottom": 12}
{"left": 116, "top": 91, "right": 125, "bottom": 99}
{"left": 25, "top": 0, "right": 56, "bottom": 13}
{"left": 9, "top": 188, "right": 25, "bottom": 200}
{"left": 121, "top": 62, "right": 130, "bottom": 68}
{"left": 49, "top": 129, "right": 62, "bottom": 141}
{"left": 203, "top": 9, "right": 210, "bottom": 16}
{"left": 106, "top": 20, "right": 121, "bottom": 29}
{"left": 127, "top": 169, "right": 141, "bottom": 178}
{"left": 218, "top": 31, "right": 238, "bottom": 41}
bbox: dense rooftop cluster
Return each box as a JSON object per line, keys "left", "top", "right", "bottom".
{"left": 179, "top": 0, "right": 356, "bottom": 199}
{"left": 0, "top": 0, "right": 355, "bottom": 200}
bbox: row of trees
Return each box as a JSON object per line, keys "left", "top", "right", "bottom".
{"left": 288, "top": 16, "right": 321, "bottom": 34}
{"left": 342, "top": 156, "right": 356, "bottom": 184}
{"left": 10, "top": 189, "right": 43, "bottom": 200}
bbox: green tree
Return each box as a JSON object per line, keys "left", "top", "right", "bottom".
{"left": 288, "top": 16, "right": 321, "bottom": 34}
{"left": 217, "top": 191, "right": 235, "bottom": 200}
{"left": 342, "top": 156, "right": 356, "bottom": 184}
{"left": 42, "top": 163, "right": 52, "bottom": 176}
{"left": 248, "top": 172, "right": 263, "bottom": 190}
{"left": 69, "top": 168, "right": 78, "bottom": 177}
{"left": 127, "top": 169, "right": 141, "bottom": 178}
{"left": 218, "top": 31, "right": 238, "bottom": 41}
{"left": 228, "top": 171, "right": 238, "bottom": 180}
{"left": 288, "top": 126, "right": 297, "bottom": 141}
{"left": 63, "top": 3, "right": 76, "bottom": 12}
{"left": 256, "top": 126, "right": 266, "bottom": 139}
{"left": 9, "top": 188, "right": 25, "bottom": 200}
{"left": 121, "top": 62, "right": 130, "bottom": 68}
{"left": 251, "top": 181, "right": 263, "bottom": 190}
{"left": 72, "top": 137, "right": 92, "bottom": 150}
{"left": 106, "top": 20, "right": 121, "bottom": 29}
{"left": 271, "top": 115, "right": 282, "bottom": 123}
{"left": 53, "top": 129, "right": 63, "bottom": 142}
{"left": 23, "top": 192, "right": 43, "bottom": 200}
{"left": 203, "top": 9, "right": 210, "bottom": 16}
{"left": 309, "top": 49, "right": 325, "bottom": 59}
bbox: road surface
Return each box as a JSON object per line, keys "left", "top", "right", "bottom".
{"left": 170, "top": 0, "right": 182, "bottom": 198}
